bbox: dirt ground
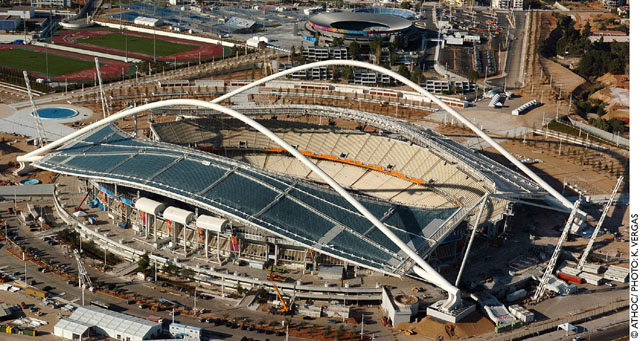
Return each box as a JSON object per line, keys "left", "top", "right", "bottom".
{"left": 483, "top": 135, "right": 626, "bottom": 196}
{"left": 395, "top": 312, "right": 495, "bottom": 340}
{"left": 0, "top": 288, "right": 69, "bottom": 337}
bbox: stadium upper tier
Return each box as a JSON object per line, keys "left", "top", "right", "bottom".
{"left": 33, "top": 124, "right": 461, "bottom": 274}
{"left": 151, "top": 118, "right": 492, "bottom": 209}
{"left": 150, "top": 105, "right": 544, "bottom": 202}
{"left": 354, "top": 8, "right": 418, "bottom": 20}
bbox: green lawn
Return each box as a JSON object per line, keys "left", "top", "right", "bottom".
{"left": 77, "top": 33, "right": 196, "bottom": 57}
{"left": 0, "top": 48, "right": 95, "bottom": 77}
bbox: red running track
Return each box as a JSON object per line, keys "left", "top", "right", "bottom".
{"left": 54, "top": 28, "right": 225, "bottom": 62}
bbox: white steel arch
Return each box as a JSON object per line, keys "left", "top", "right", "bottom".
{"left": 17, "top": 98, "right": 462, "bottom": 311}
{"left": 212, "top": 60, "right": 576, "bottom": 212}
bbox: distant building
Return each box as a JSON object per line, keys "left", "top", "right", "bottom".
{"left": 225, "top": 16, "right": 257, "bottom": 33}
{"left": 133, "top": 16, "right": 164, "bottom": 27}
{"left": 0, "top": 15, "right": 21, "bottom": 31}
{"left": 5, "top": 6, "right": 34, "bottom": 19}
{"left": 303, "top": 46, "right": 348, "bottom": 61}
{"left": 351, "top": 71, "right": 394, "bottom": 85}
{"left": 31, "top": 0, "right": 74, "bottom": 8}
{"left": 601, "top": 0, "right": 621, "bottom": 9}
{"left": 278, "top": 62, "right": 333, "bottom": 80}
{"left": 53, "top": 305, "right": 162, "bottom": 341}
{"left": 424, "top": 79, "right": 475, "bottom": 94}
{"left": 491, "top": 0, "right": 522, "bottom": 10}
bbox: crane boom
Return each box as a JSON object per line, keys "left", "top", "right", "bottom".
{"left": 577, "top": 177, "right": 623, "bottom": 269}
{"left": 267, "top": 273, "right": 288, "bottom": 312}
{"left": 533, "top": 199, "right": 581, "bottom": 303}
{"left": 23, "top": 71, "right": 47, "bottom": 146}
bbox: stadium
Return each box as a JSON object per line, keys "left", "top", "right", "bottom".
{"left": 304, "top": 9, "right": 420, "bottom": 48}
{"left": 18, "top": 61, "right": 554, "bottom": 322}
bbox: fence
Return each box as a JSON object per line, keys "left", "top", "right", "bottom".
{"left": 567, "top": 116, "right": 629, "bottom": 149}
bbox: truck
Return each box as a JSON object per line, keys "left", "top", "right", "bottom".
{"left": 147, "top": 315, "right": 164, "bottom": 324}
{"left": 25, "top": 287, "right": 47, "bottom": 299}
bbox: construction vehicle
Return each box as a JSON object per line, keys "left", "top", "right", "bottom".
{"left": 404, "top": 329, "right": 416, "bottom": 335}
{"left": 266, "top": 271, "right": 291, "bottom": 315}
{"left": 267, "top": 273, "right": 286, "bottom": 282}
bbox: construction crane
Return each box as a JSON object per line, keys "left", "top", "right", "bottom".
{"left": 532, "top": 199, "right": 581, "bottom": 303}
{"left": 22, "top": 71, "right": 47, "bottom": 147}
{"left": 266, "top": 270, "right": 289, "bottom": 315}
{"left": 577, "top": 177, "right": 623, "bottom": 269}
{"left": 73, "top": 249, "right": 94, "bottom": 292}
{"left": 95, "top": 57, "right": 110, "bottom": 119}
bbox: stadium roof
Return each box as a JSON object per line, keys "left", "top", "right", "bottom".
{"left": 309, "top": 12, "right": 412, "bottom": 33}
{"left": 33, "top": 124, "right": 459, "bottom": 274}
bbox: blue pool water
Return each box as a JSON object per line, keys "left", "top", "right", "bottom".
{"left": 37, "top": 107, "right": 78, "bottom": 119}
{"left": 20, "top": 178, "right": 40, "bottom": 185}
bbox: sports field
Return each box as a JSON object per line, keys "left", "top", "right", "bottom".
{"left": 0, "top": 48, "right": 95, "bottom": 77}
{"left": 77, "top": 33, "right": 196, "bottom": 57}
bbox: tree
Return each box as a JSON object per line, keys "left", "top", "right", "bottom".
{"left": 348, "top": 41, "right": 360, "bottom": 60}
{"left": 137, "top": 252, "right": 150, "bottom": 274}
{"left": 332, "top": 36, "right": 344, "bottom": 47}
{"left": 411, "top": 68, "right": 424, "bottom": 84}
{"left": 289, "top": 45, "right": 296, "bottom": 59}
{"left": 341, "top": 66, "right": 353, "bottom": 82}
{"left": 467, "top": 70, "right": 480, "bottom": 82}
{"left": 400, "top": 1, "right": 411, "bottom": 9}
{"left": 389, "top": 53, "right": 399, "bottom": 65}
{"left": 398, "top": 65, "right": 410, "bottom": 79}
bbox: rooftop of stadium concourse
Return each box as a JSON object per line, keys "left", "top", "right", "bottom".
{"left": 35, "top": 124, "right": 460, "bottom": 275}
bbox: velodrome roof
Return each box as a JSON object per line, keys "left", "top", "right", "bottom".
{"left": 34, "top": 125, "right": 459, "bottom": 274}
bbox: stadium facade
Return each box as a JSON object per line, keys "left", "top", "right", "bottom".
{"left": 304, "top": 9, "right": 421, "bottom": 48}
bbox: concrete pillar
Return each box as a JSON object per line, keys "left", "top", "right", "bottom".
{"left": 274, "top": 244, "right": 278, "bottom": 266}
{"left": 205, "top": 230, "right": 209, "bottom": 258}
{"left": 183, "top": 224, "right": 187, "bottom": 253}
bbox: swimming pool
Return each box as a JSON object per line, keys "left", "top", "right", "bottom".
{"left": 20, "top": 178, "right": 40, "bottom": 185}
{"left": 37, "top": 107, "right": 78, "bottom": 119}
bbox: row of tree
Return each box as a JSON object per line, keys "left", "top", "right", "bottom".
{"left": 540, "top": 15, "right": 628, "bottom": 80}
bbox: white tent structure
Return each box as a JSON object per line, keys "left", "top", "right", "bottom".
{"left": 53, "top": 306, "right": 162, "bottom": 341}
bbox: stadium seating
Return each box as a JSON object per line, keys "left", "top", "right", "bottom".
{"left": 152, "top": 118, "right": 489, "bottom": 210}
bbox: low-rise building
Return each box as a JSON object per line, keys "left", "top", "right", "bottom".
{"left": 0, "top": 15, "right": 20, "bottom": 31}
{"left": 170, "top": 323, "right": 202, "bottom": 340}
